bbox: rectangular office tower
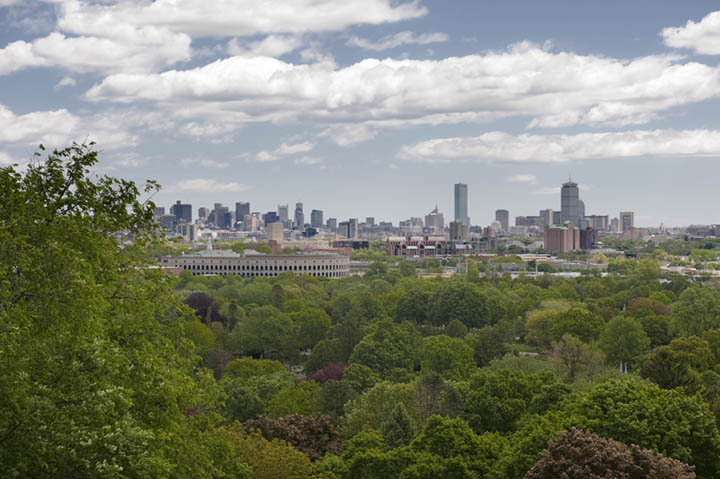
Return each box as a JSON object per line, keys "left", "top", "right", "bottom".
{"left": 311, "top": 209, "right": 324, "bottom": 228}
{"left": 495, "top": 209, "right": 509, "bottom": 232}
{"left": 454, "top": 183, "right": 469, "bottom": 226}
{"left": 170, "top": 200, "right": 192, "bottom": 223}
{"left": 560, "top": 181, "right": 580, "bottom": 228}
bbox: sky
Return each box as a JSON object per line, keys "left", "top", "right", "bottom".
{"left": 1, "top": 1, "right": 720, "bottom": 227}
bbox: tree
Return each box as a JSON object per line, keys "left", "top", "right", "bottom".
{"left": 349, "top": 321, "right": 420, "bottom": 379}
{"left": 446, "top": 319, "right": 468, "bottom": 338}
{"left": 640, "top": 336, "right": 713, "bottom": 392}
{"left": 381, "top": 403, "right": 416, "bottom": 449}
{"left": 550, "top": 308, "right": 604, "bottom": 343}
{"left": 222, "top": 371, "right": 294, "bottom": 422}
{"left": 225, "top": 423, "right": 312, "bottom": 479}
{"left": 246, "top": 414, "right": 342, "bottom": 460}
{"left": 0, "top": 143, "right": 248, "bottom": 477}
{"left": 567, "top": 379, "right": 720, "bottom": 479}
{"left": 222, "top": 357, "right": 286, "bottom": 380}
{"left": 599, "top": 317, "right": 650, "bottom": 372}
{"left": 266, "top": 381, "right": 322, "bottom": 418}
{"left": 465, "top": 326, "right": 509, "bottom": 367}
{"left": 672, "top": 286, "right": 720, "bottom": 336}
{"left": 428, "top": 282, "right": 505, "bottom": 328}
{"left": 526, "top": 427, "right": 695, "bottom": 479}
{"left": 419, "top": 335, "right": 475, "bottom": 380}
{"left": 291, "top": 308, "right": 332, "bottom": 350}
{"left": 549, "top": 334, "right": 605, "bottom": 381}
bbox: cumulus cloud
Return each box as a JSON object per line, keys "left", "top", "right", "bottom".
{"left": 506, "top": 174, "right": 536, "bottom": 184}
{"left": 86, "top": 43, "right": 720, "bottom": 133}
{"left": 180, "top": 158, "right": 230, "bottom": 168}
{"left": 320, "top": 124, "right": 379, "bottom": 146}
{"left": 0, "top": 104, "right": 134, "bottom": 148}
{"left": 398, "top": 129, "right": 720, "bottom": 163}
{"left": 55, "top": 76, "right": 76, "bottom": 89}
{"left": 347, "top": 31, "right": 448, "bottom": 51}
{"left": 227, "top": 35, "right": 304, "bottom": 58}
{"left": 169, "top": 179, "right": 251, "bottom": 193}
{"left": 662, "top": 11, "right": 720, "bottom": 55}
{"left": 255, "top": 141, "right": 315, "bottom": 162}
{"left": 0, "top": 151, "right": 17, "bottom": 166}
{"left": 56, "top": 0, "right": 427, "bottom": 38}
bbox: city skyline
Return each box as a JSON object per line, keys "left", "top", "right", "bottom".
{"left": 2, "top": 2, "right": 720, "bottom": 226}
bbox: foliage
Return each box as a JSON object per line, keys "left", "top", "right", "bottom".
{"left": 598, "top": 317, "right": 650, "bottom": 372}
{"left": 246, "top": 414, "right": 342, "bottom": 460}
{"left": 419, "top": 335, "right": 475, "bottom": 380}
{"left": 266, "top": 380, "right": 322, "bottom": 418}
{"left": 223, "top": 357, "right": 287, "bottom": 380}
{"left": 526, "top": 427, "right": 695, "bottom": 479}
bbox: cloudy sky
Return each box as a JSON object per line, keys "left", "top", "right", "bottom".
{"left": 1, "top": 1, "right": 719, "bottom": 227}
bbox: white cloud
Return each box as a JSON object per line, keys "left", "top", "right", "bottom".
{"left": 255, "top": 141, "right": 315, "bottom": 162}
{"left": 0, "top": 28, "right": 192, "bottom": 75}
{"left": 294, "top": 155, "right": 324, "bottom": 165}
{"left": 347, "top": 31, "right": 448, "bottom": 51}
{"left": 227, "top": 35, "right": 303, "bottom": 58}
{"left": 320, "top": 124, "right": 379, "bottom": 146}
{"left": 506, "top": 174, "right": 536, "bottom": 184}
{"left": 86, "top": 43, "right": 720, "bottom": 133}
{"left": 180, "top": 158, "right": 230, "bottom": 168}
{"left": 57, "top": 0, "right": 427, "bottom": 38}
{"left": 169, "top": 179, "right": 251, "bottom": 193}
{"left": 662, "top": 11, "right": 720, "bottom": 55}
{"left": 0, "top": 104, "right": 134, "bottom": 148}
{"left": 398, "top": 129, "right": 720, "bottom": 163}
{"left": 55, "top": 76, "right": 76, "bottom": 89}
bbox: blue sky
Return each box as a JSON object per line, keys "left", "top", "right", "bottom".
{"left": 1, "top": 1, "right": 720, "bottom": 227}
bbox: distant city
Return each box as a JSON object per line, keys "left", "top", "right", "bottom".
{"left": 155, "top": 178, "right": 717, "bottom": 255}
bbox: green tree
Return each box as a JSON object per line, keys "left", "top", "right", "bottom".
{"left": 0, "top": 144, "right": 249, "bottom": 477}
{"left": 419, "top": 335, "right": 475, "bottom": 380}
{"left": 246, "top": 414, "right": 342, "bottom": 461}
{"left": 381, "top": 403, "right": 416, "bottom": 449}
{"left": 349, "top": 321, "right": 420, "bottom": 379}
{"left": 222, "top": 357, "right": 287, "bottom": 380}
{"left": 465, "top": 326, "right": 509, "bottom": 367}
{"left": 549, "top": 334, "right": 605, "bottom": 381}
{"left": 672, "top": 286, "right": 720, "bottom": 336}
{"left": 640, "top": 336, "right": 714, "bottom": 391}
{"left": 446, "top": 319, "right": 468, "bottom": 338}
{"left": 598, "top": 317, "right": 650, "bottom": 372}
{"left": 266, "top": 381, "right": 322, "bottom": 418}
{"left": 291, "top": 308, "right": 332, "bottom": 350}
{"left": 550, "top": 308, "right": 605, "bottom": 343}
{"left": 428, "top": 282, "right": 504, "bottom": 328}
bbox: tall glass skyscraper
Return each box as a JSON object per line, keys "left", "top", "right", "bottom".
{"left": 454, "top": 183, "right": 469, "bottom": 226}
{"left": 560, "top": 180, "right": 581, "bottom": 227}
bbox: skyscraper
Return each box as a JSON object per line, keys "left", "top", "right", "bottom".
{"left": 560, "top": 180, "right": 580, "bottom": 228}
{"left": 311, "top": 209, "right": 323, "bottom": 228}
{"left": 495, "top": 209, "right": 509, "bottom": 232}
{"left": 620, "top": 211, "right": 634, "bottom": 232}
{"left": 170, "top": 200, "right": 192, "bottom": 223}
{"left": 213, "top": 203, "right": 229, "bottom": 228}
{"left": 454, "top": 183, "right": 469, "bottom": 226}
{"left": 235, "top": 202, "right": 250, "bottom": 223}
{"left": 425, "top": 206, "right": 445, "bottom": 231}
{"left": 294, "top": 202, "right": 304, "bottom": 229}
{"left": 278, "top": 204, "right": 289, "bottom": 223}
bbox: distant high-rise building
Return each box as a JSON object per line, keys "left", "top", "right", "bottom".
{"left": 154, "top": 207, "right": 165, "bottom": 217}
{"left": 620, "top": 211, "right": 634, "bottom": 232}
{"left": 267, "top": 222, "right": 283, "bottom": 243}
{"left": 243, "top": 214, "right": 258, "bottom": 232}
{"left": 213, "top": 203, "right": 229, "bottom": 228}
{"left": 579, "top": 200, "right": 585, "bottom": 222}
{"left": 540, "top": 209, "right": 553, "bottom": 227}
{"left": 610, "top": 217, "right": 619, "bottom": 232}
{"left": 552, "top": 211, "right": 562, "bottom": 225}
{"left": 326, "top": 218, "right": 337, "bottom": 233}
{"left": 584, "top": 215, "right": 609, "bottom": 231}
{"left": 349, "top": 218, "right": 358, "bottom": 239}
{"left": 425, "top": 206, "right": 445, "bottom": 231}
{"left": 278, "top": 204, "right": 289, "bottom": 223}
{"left": 580, "top": 227, "right": 598, "bottom": 250}
{"left": 170, "top": 200, "right": 192, "bottom": 223}
{"left": 177, "top": 223, "right": 199, "bottom": 242}
{"left": 544, "top": 224, "right": 580, "bottom": 252}
{"left": 560, "top": 180, "right": 580, "bottom": 228}
{"left": 449, "top": 220, "right": 469, "bottom": 241}
{"left": 198, "top": 207, "right": 210, "bottom": 221}
{"left": 294, "top": 202, "right": 304, "bottom": 229}
{"left": 495, "top": 209, "right": 509, "bottom": 232}
{"left": 311, "top": 209, "right": 324, "bottom": 228}
{"left": 338, "top": 221, "right": 349, "bottom": 238}
{"left": 263, "top": 211, "right": 279, "bottom": 225}
{"left": 454, "top": 183, "right": 469, "bottom": 226}
{"left": 365, "top": 217, "right": 375, "bottom": 227}
{"left": 235, "top": 202, "right": 250, "bottom": 223}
